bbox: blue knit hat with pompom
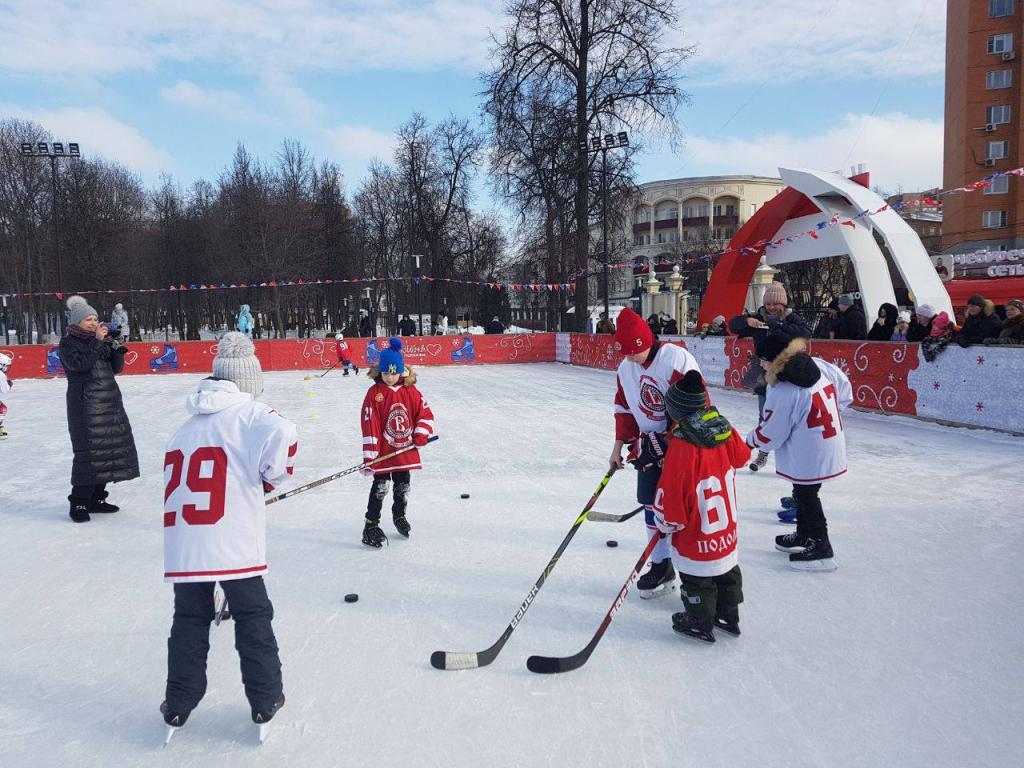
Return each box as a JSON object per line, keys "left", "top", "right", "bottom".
{"left": 378, "top": 337, "right": 405, "bottom": 375}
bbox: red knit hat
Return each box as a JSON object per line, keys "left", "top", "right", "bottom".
{"left": 614, "top": 308, "right": 654, "bottom": 354}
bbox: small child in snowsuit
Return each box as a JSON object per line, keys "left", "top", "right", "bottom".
{"left": 0, "top": 352, "right": 13, "bottom": 439}
{"left": 653, "top": 370, "right": 752, "bottom": 643}
{"left": 333, "top": 333, "right": 360, "bottom": 376}
{"left": 359, "top": 338, "right": 434, "bottom": 547}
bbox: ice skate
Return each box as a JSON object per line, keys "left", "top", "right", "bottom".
{"left": 253, "top": 693, "right": 285, "bottom": 743}
{"left": 393, "top": 515, "right": 411, "bottom": 538}
{"left": 637, "top": 558, "right": 675, "bottom": 598}
{"left": 0, "top": 425, "right": 8, "bottom": 440}
{"left": 672, "top": 613, "right": 715, "bottom": 643}
{"left": 775, "top": 532, "right": 811, "bottom": 553}
{"left": 160, "top": 701, "right": 189, "bottom": 746}
{"left": 789, "top": 538, "right": 837, "bottom": 572}
{"left": 777, "top": 508, "right": 797, "bottom": 525}
{"left": 362, "top": 523, "right": 388, "bottom": 548}
{"left": 713, "top": 606, "right": 740, "bottom": 637}
{"left": 748, "top": 450, "right": 769, "bottom": 472}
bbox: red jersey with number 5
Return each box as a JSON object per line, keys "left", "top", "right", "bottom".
{"left": 163, "top": 379, "right": 297, "bottom": 583}
{"left": 361, "top": 380, "right": 434, "bottom": 473}
{"left": 746, "top": 355, "right": 852, "bottom": 484}
{"left": 652, "top": 429, "right": 751, "bottom": 576}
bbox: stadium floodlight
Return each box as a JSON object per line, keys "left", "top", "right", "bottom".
{"left": 52, "top": 142, "right": 64, "bottom": 155}
{"left": 68, "top": 143, "right": 80, "bottom": 157}
{"left": 37, "top": 142, "right": 49, "bottom": 155}
{"left": 20, "top": 142, "right": 33, "bottom": 155}
{"left": 617, "top": 132, "right": 629, "bottom": 146}
{"left": 590, "top": 136, "right": 602, "bottom": 150}
{"left": 604, "top": 134, "right": 616, "bottom": 148}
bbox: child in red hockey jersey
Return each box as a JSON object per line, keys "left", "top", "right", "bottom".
{"left": 359, "top": 338, "right": 434, "bottom": 547}
{"left": 333, "top": 333, "right": 360, "bottom": 376}
{"left": 0, "top": 352, "right": 13, "bottom": 439}
{"left": 653, "top": 370, "right": 752, "bottom": 643}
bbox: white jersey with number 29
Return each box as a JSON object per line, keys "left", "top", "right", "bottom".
{"left": 746, "top": 358, "right": 852, "bottom": 484}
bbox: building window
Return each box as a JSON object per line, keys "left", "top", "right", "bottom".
{"left": 983, "top": 210, "right": 1008, "bottom": 228}
{"left": 990, "top": 0, "right": 1014, "bottom": 18}
{"left": 713, "top": 204, "right": 736, "bottom": 217}
{"left": 987, "top": 105, "right": 1012, "bottom": 124}
{"left": 750, "top": 203, "right": 757, "bottom": 215}
{"left": 657, "top": 232, "right": 665, "bottom": 244}
{"left": 655, "top": 207, "right": 678, "bottom": 221}
{"left": 668, "top": 231, "right": 678, "bottom": 243}
{"left": 635, "top": 209, "right": 651, "bottom": 224}
{"left": 683, "top": 205, "right": 709, "bottom": 219}
{"left": 988, "top": 33, "right": 1014, "bottom": 54}
{"left": 987, "top": 69, "right": 1013, "bottom": 89}
{"left": 988, "top": 140, "right": 1010, "bottom": 159}
{"left": 985, "top": 175, "right": 1010, "bottom": 194}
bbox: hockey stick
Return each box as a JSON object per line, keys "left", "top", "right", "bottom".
{"left": 318, "top": 361, "right": 340, "bottom": 378}
{"left": 265, "top": 435, "right": 439, "bottom": 506}
{"left": 526, "top": 532, "right": 659, "bottom": 674}
{"left": 587, "top": 504, "right": 643, "bottom": 523}
{"left": 430, "top": 466, "right": 618, "bottom": 671}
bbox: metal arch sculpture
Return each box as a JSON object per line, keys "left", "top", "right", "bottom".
{"left": 697, "top": 168, "right": 953, "bottom": 328}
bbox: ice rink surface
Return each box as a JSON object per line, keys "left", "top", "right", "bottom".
{"left": 1, "top": 362, "right": 1021, "bottom": 768}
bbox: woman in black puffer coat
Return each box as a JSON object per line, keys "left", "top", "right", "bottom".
{"left": 867, "top": 302, "right": 899, "bottom": 341}
{"left": 59, "top": 296, "right": 140, "bottom": 523}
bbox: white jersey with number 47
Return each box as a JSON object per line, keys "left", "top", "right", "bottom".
{"left": 746, "top": 358, "right": 852, "bottom": 484}
{"left": 163, "top": 379, "right": 297, "bottom": 583}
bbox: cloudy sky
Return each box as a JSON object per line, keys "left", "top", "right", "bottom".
{"left": 0, "top": 0, "right": 945, "bottom": 201}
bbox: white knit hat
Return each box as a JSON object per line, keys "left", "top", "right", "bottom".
{"left": 898, "top": 310, "right": 912, "bottom": 324}
{"left": 213, "top": 332, "right": 263, "bottom": 396}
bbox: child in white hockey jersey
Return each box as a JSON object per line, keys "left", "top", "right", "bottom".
{"left": 746, "top": 332, "right": 852, "bottom": 571}
{"left": 161, "top": 332, "right": 297, "bottom": 732}
{"left": 0, "top": 352, "right": 12, "bottom": 439}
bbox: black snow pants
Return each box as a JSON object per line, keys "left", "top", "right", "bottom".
{"left": 793, "top": 483, "right": 828, "bottom": 542}
{"left": 678, "top": 565, "right": 743, "bottom": 620}
{"left": 165, "top": 576, "right": 282, "bottom": 715}
{"left": 366, "top": 471, "right": 411, "bottom": 524}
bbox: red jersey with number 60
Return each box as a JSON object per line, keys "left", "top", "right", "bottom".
{"left": 163, "top": 379, "right": 297, "bottom": 583}
{"left": 653, "top": 429, "right": 751, "bottom": 576}
{"left": 361, "top": 381, "right": 434, "bottom": 473}
{"left": 746, "top": 357, "right": 852, "bottom": 484}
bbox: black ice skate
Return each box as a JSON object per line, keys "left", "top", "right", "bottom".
{"left": 672, "top": 613, "right": 715, "bottom": 643}
{"left": 748, "top": 450, "right": 769, "bottom": 471}
{"left": 638, "top": 558, "right": 675, "bottom": 598}
{"left": 393, "top": 515, "right": 411, "bottom": 537}
{"left": 160, "top": 701, "right": 190, "bottom": 746}
{"left": 788, "top": 538, "right": 837, "bottom": 572}
{"left": 253, "top": 693, "right": 286, "bottom": 744}
{"left": 362, "top": 522, "right": 389, "bottom": 548}
{"left": 713, "top": 606, "right": 741, "bottom": 637}
{"left": 775, "top": 532, "right": 811, "bottom": 553}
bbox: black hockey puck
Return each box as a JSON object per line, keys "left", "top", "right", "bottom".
{"left": 606, "top": 540, "right": 618, "bottom": 548}
{"left": 344, "top": 593, "right": 359, "bottom": 603}
{"left": 460, "top": 493, "right": 470, "bottom": 499}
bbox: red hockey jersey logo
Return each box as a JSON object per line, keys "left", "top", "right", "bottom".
{"left": 637, "top": 375, "right": 666, "bottom": 420}
{"left": 385, "top": 403, "right": 414, "bottom": 447}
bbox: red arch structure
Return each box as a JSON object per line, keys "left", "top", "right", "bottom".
{"left": 697, "top": 173, "right": 870, "bottom": 327}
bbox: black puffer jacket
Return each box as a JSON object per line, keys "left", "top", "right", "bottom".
{"left": 907, "top": 317, "right": 932, "bottom": 342}
{"left": 867, "top": 303, "right": 899, "bottom": 341}
{"left": 958, "top": 301, "right": 1003, "bottom": 345}
{"left": 834, "top": 305, "right": 867, "bottom": 340}
{"left": 59, "top": 334, "right": 140, "bottom": 486}
{"left": 984, "top": 314, "right": 1024, "bottom": 345}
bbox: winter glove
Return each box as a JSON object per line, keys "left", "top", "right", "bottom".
{"left": 262, "top": 480, "right": 275, "bottom": 494}
{"left": 653, "top": 509, "right": 683, "bottom": 535}
{"left": 413, "top": 432, "right": 429, "bottom": 447}
{"left": 359, "top": 464, "right": 375, "bottom": 477}
{"left": 630, "top": 431, "right": 668, "bottom": 471}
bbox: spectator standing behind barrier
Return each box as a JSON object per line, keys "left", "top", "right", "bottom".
{"left": 358, "top": 309, "right": 374, "bottom": 338}
{"left": 699, "top": 315, "right": 727, "bottom": 338}
{"left": 647, "top": 314, "right": 663, "bottom": 338}
{"left": 485, "top": 316, "right": 505, "bottom": 335}
{"left": 907, "top": 305, "right": 936, "bottom": 342}
{"left": 833, "top": 294, "right": 867, "bottom": 340}
{"left": 110, "top": 303, "right": 130, "bottom": 341}
{"left": 59, "top": 296, "right": 140, "bottom": 523}
{"left": 958, "top": 294, "right": 1003, "bottom": 346}
{"left": 813, "top": 300, "right": 840, "bottom": 339}
{"left": 236, "top": 305, "right": 254, "bottom": 338}
{"left": 867, "top": 303, "right": 899, "bottom": 341}
{"left": 891, "top": 311, "right": 912, "bottom": 342}
{"left": 922, "top": 311, "right": 959, "bottom": 362}
{"left": 984, "top": 299, "right": 1024, "bottom": 345}
{"left": 398, "top": 315, "right": 416, "bottom": 336}
{"left": 662, "top": 315, "right": 679, "bottom": 335}
{"left": 595, "top": 312, "right": 615, "bottom": 334}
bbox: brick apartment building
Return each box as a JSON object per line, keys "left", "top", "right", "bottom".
{"left": 943, "top": 0, "right": 1024, "bottom": 253}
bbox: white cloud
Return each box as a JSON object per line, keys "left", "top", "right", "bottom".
{"left": 0, "top": 1, "right": 503, "bottom": 77}
{"left": 679, "top": 0, "right": 945, "bottom": 84}
{"left": 3, "top": 106, "right": 173, "bottom": 174}
{"left": 160, "top": 80, "right": 261, "bottom": 122}
{"left": 670, "top": 112, "right": 943, "bottom": 192}
{"left": 324, "top": 124, "right": 399, "bottom": 166}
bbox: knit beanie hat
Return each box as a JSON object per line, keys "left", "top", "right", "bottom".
{"left": 898, "top": 310, "right": 912, "bottom": 324}
{"left": 335, "top": 333, "right": 344, "bottom": 340}
{"left": 1007, "top": 299, "right": 1024, "bottom": 312}
{"left": 712, "top": 315, "right": 725, "bottom": 326}
{"left": 930, "top": 311, "right": 952, "bottom": 336}
{"left": 614, "top": 308, "right": 654, "bottom": 354}
{"left": 665, "top": 370, "right": 707, "bottom": 422}
{"left": 66, "top": 295, "right": 98, "bottom": 326}
{"left": 756, "top": 330, "right": 795, "bottom": 362}
{"left": 213, "top": 332, "right": 263, "bottom": 396}
{"left": 378, "top": 337, "right": 405, "bottom": 375}
{"left": 838, "top": 293, "right": 855, "bottom": 308}
{"left": 763, "top": 282, "right": 788, "bottom": 306}
{"left": 915, "top": 304, "right": 936, "bottom": 319}
{"left": 967, "top": 294, "right": 986, "bottom": 309}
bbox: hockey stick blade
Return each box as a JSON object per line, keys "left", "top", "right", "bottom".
{"left": 586, "top": 505, "right": 643, "bottom": 523}
{"left": 526, "top": 533, "right": 658, "bottom": 674}
{"left": 430, "top": 467, "right": 618, "bottom": 670}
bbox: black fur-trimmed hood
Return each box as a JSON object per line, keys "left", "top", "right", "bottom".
{"left": 765, "top": 338, "right": 822, "bottom": 388}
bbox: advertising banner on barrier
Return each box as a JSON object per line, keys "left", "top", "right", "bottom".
{"left": 0, "top": 334, "right": 557, "bottom": 379}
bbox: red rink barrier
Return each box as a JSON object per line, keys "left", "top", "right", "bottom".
{"left": 0, "top": 333, "right": 557, "bottom": 379}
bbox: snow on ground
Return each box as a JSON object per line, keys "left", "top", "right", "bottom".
{"left": 0, "top": 363, "right": 1021, "bottom": 768}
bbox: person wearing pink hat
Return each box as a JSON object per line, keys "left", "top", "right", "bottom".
{"left": 610, "top": 308, "right": 703, "bottom": 597}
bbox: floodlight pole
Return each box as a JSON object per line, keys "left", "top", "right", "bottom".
{"left": 582, "top": 132, "right": 629, "bottom": 323}
{"left": 413, "top": 254, "right": 424, "bottom": 335}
